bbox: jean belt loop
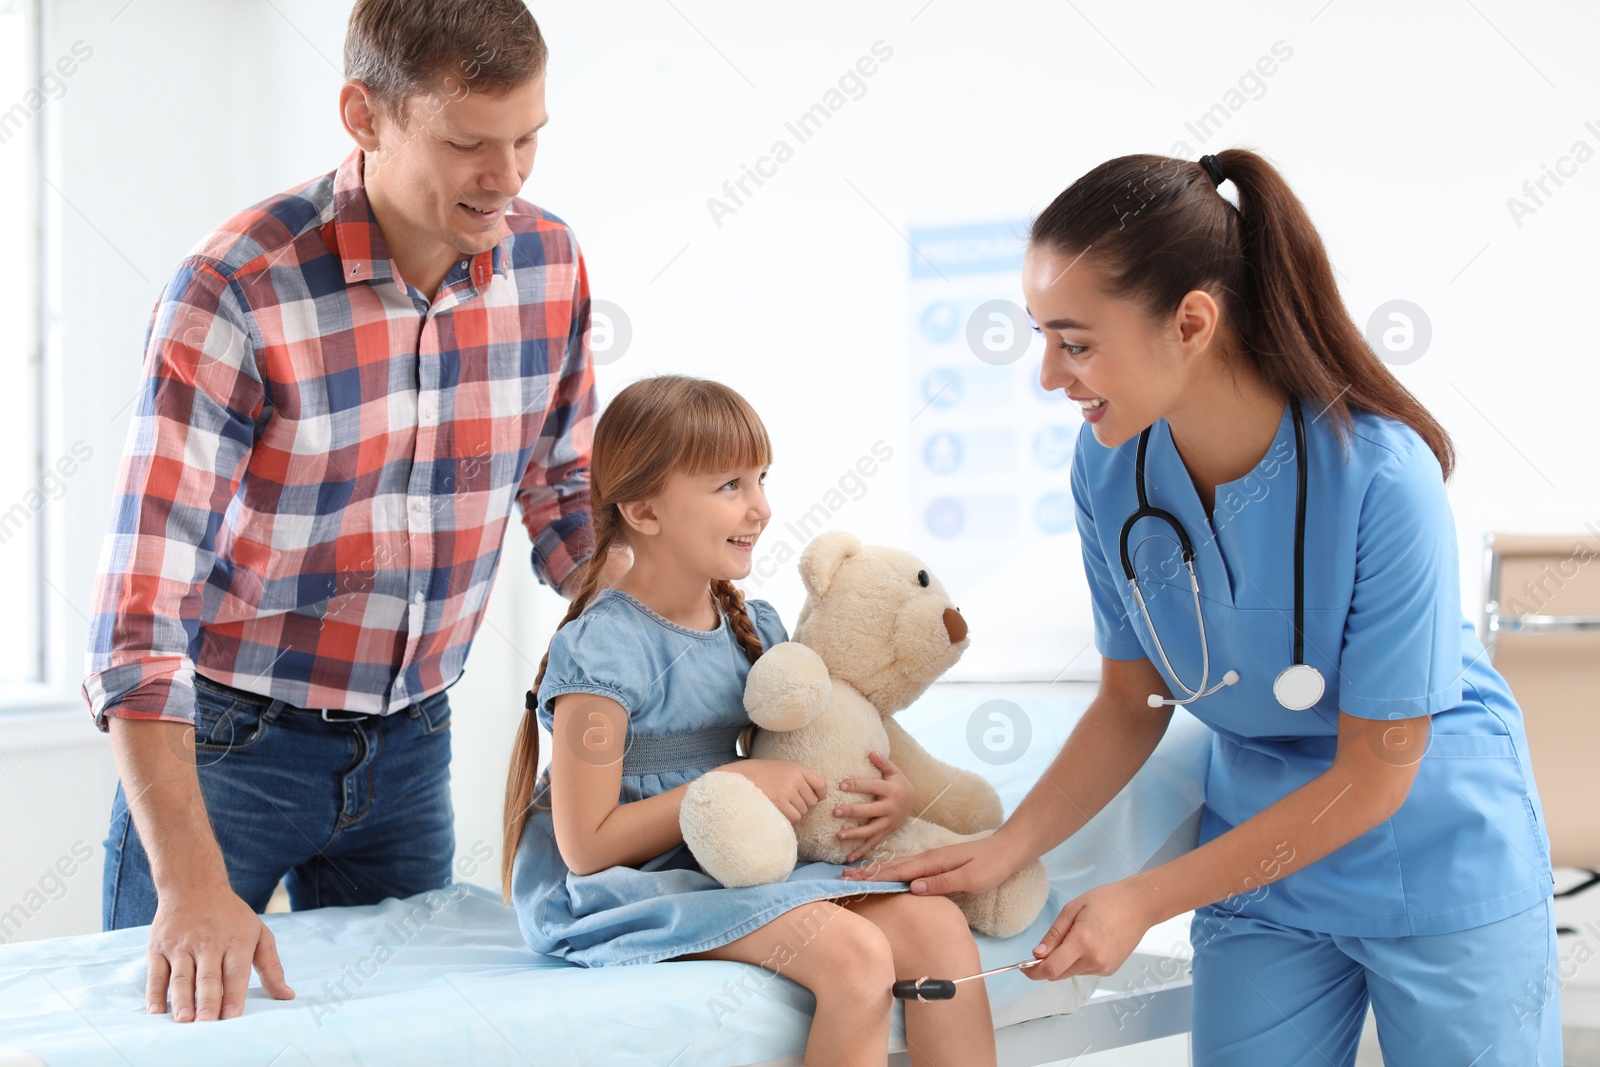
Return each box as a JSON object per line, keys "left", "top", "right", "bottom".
{"left": 218, "top": 679, "right": 283, "bottom": 724}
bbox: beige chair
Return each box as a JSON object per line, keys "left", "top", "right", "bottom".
{"left": 1481, "top": 531, "right": 1600, "bottom": 928}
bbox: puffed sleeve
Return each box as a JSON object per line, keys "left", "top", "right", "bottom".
{"left": 1072, "top": 430, "right": 1148, "bottom": 661}
{"left": 1336, "top": 436, "right": 1464, "bottom": 720}
{"left": 746, "top": 598, "right": 790, "bottom": 652}
{"left": 534, "top": 607, "right": 650, "bottom": 733}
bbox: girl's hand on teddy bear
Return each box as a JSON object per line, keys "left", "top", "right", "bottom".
{"left": 836, "top": 751, "right": 914, "bottom": 863}
{"left": 724, "top": 759, "right": 828, "bottom": 823}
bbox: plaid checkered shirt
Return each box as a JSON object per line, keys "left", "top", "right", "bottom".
{"left": 83, "top": 148, "right": 595, "bottom": 729}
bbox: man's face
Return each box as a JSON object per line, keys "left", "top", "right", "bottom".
{"left": 363, "top": 72, "right": 547, "bottom": 258}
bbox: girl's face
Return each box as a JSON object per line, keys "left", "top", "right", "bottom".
{"left": 1023, "top": 245, "right": 1213, "bottom": 449}
{"left": 629, "top": 465, "right": 772, "bottom": 581}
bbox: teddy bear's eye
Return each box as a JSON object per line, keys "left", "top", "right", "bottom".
{"left": 916, "top": 570, "right": 930, "bottom": 588}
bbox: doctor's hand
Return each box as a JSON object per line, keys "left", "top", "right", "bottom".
{"left": 836, "top": 830, "right": 1022, "bottom": 895}
{"left": 147, "top": 884, "right": 295, "bottom": 1021}
{"left": 1024, "top": 880, "right": 1154, "bottom": 981}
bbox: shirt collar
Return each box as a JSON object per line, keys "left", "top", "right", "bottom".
{"left": 321, "top": 147, "right": 508, "bottom": 291}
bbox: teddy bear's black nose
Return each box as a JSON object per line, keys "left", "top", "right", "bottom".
{"left": 943, "top": 607, "right": 967, "bottom": 644}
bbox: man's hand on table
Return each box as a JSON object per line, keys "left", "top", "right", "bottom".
{"left": 147, "top": 880, "right": 295, "bottom": 1021}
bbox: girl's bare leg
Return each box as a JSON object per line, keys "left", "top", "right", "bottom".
{"left": 671, "top": 900, "right": 897, "bottom": 1067}
{"left": 840, "top": 893, "right": 997, "bottom": 1067}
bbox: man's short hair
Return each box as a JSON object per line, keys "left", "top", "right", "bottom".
{"left": 344, "top": 0, "right": 547, "bottom": 121}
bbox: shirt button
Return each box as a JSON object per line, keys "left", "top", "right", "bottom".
{"left": 413, "top": 592, "right": 426, "bottom": 606}
{"left": 411, "top": 501, "right": 424, "bottom": 514}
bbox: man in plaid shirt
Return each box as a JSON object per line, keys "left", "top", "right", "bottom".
{"left": 81, "top": 0, "right": 622, "bottom": 1023}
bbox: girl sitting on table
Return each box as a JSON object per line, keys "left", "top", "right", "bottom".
{"left": 503, "top": 374, "right": 1001, "bottom": 1067}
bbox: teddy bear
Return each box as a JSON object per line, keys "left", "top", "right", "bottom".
{"left": 679, "top": 531, "right": 1050, "bottom": 940}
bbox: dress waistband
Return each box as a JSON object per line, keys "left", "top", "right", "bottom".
{"left": 533, "top": 724, "right": 752, "bottom": 798}
{"left": 622, "top": 724, "right": 747, "bottom": 777}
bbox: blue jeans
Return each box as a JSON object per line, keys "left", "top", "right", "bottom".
{"left": 103, "top": 673, "right": 455, "bottom": 930}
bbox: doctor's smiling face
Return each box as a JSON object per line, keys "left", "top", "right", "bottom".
{"left": 1025, "top": 244, "right": 1231, "bottom": 450}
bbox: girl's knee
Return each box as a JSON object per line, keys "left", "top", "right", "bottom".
{"left": 887, "top": 894, "right": 979, "bottom": 970}
{"left": 678, "top": 903, "right": 895, "bottom": 985}
{"left": 799, "top": 908, "right": 895, "bottom": 991}
{"left": 919, "top": 893, "right": 972, "bottom": 931}
{"left": 880, "top": 892, "right": 968, "bottom": 933}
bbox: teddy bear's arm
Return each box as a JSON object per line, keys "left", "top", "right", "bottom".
{"left": 743, "top": 642, "right": 833, "bottom": 732}
{"left": 881, "top": 715, "right": 1004, "bottom": 834}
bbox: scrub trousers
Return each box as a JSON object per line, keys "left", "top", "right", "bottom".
{"left": 1189, "top": 896, "right": 1563, "bottom": 1066}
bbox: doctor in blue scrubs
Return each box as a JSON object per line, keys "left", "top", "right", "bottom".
{"left": 846, "top": 149, "right": 1562, "bottom": 1065}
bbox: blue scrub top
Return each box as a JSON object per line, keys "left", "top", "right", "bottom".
{"left": 1072, "top": 401, "right": 1554, "bottom": 937}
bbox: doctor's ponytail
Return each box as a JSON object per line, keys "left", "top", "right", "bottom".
{"left": 1030, "top": 148, "right": 1454, "bottom": 480}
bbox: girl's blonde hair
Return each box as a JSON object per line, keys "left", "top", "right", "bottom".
{"left": 501, "top": 375, "right": 773, "bottom": 898}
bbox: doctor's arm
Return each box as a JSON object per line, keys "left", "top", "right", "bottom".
{"left": 842, "top": 655, "right": 1175, "bottom": 888}
{"left": 1026, "top": 708, "right": 1428, "bottom": 980}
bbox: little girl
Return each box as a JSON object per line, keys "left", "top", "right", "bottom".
{"left": 501, "top": 375, "right": 998, "bottom": 1067}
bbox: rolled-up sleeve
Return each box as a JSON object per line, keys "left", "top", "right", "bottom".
{"left": 516, "top": 238, "right": 596, "bottom": 594}
{"left": 81, "top": 260, "right": 264, "bottom": 731}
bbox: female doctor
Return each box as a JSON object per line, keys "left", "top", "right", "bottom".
{"left": 844, "top": 149, "right": 1561, "bottom": 1065}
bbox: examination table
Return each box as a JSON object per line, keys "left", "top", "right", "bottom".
{"left": 0, "top": 683, "right": 1207, "bottom": 1066}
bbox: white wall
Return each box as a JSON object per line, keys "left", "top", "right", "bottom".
{"left": 3, "top": 0, "right": 1596, "bottom": 940}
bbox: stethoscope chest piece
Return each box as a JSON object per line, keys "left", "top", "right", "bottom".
{"left": 1273, "top": 663, "right": 1325, "bottom": 712}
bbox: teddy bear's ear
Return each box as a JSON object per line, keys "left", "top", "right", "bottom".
{"left": 798, "top": 531, "right": 862, "bottom": 598}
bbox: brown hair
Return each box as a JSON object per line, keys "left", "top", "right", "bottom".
{"left": 501, "top": 375, "right": 773, "bottom": 898}
{"left": 1030, "top": 149, "right": 1454, "bottom": 480}
{"left": 344, "top": 0, "right": 548, "bottom": 120}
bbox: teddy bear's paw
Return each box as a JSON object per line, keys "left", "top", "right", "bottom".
{"left": 743, "top": 642, "right": 833, "bottom": 732}
{"left": 950, "top": 858, "right": 1051, "bottom": 939}
{"left": 681, "top": 771, "right": 798, "bottom": 887}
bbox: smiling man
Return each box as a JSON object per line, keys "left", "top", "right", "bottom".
{"left": 82, "top": 0, "right": 623, "bottom": 1025}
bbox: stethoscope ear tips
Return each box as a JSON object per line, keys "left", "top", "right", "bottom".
{"left": 1147, "top": 669, "right": 1239, "bottom": 709}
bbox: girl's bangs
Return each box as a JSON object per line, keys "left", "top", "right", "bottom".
{"left": 675, "top": 392, "right": 772, "bottom": 476}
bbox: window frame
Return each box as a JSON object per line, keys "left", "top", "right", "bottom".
{"left": 1, "top": 0, "right": 64, "bottom": 713}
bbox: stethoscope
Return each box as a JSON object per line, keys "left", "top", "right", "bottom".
{"left": 1117, "top": 397, "right": 1326, "bottom": 712}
